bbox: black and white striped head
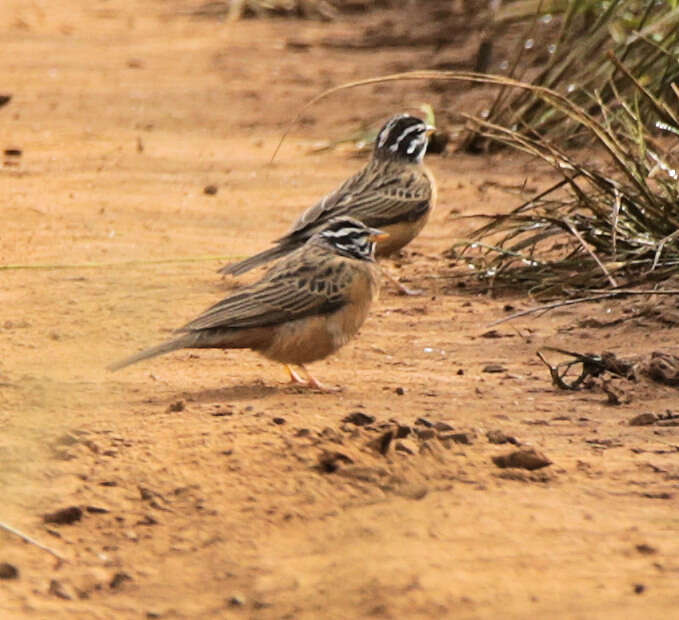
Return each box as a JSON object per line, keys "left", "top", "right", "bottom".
{"left": 318, "top": 216, "right": 387, "bottom": 262}
{"left": 374, "top": 114, "right": 433, "bottom": 163}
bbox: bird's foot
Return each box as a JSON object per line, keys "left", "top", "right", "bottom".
{"left": 285, "top": 364, "right": 308, "bottom": 386}
{"left": 394, "top": 282, "right": 423, "bottom": 296}
{"left": 383, "top": 268, "right": 422, "bottom": 296}
{"left": 301, "top": 365, "right": 342, "bottom": 393}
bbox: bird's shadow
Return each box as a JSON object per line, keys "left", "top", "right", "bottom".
{"left": 152, "top": 379, "right": 330, "bottom": 408}
{"left": 169, "top": 381, "right": 279, "bottom": 405}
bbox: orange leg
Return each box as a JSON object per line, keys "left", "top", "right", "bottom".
{"left": 284, "top": 364, "right": 308, "bottom": 386}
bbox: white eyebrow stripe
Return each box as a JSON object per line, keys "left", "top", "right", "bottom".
{"left": 323, "top": 227, "right": 361, "bottom": 237}
{"left": 389, "top": 123, "right": 424, "bottom": 151}
{"left": 377, "top": 114, "right": 410, "bottom": 148}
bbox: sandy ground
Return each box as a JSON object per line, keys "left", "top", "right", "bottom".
{"left": 2, "top": 1, "right": 678, "bottom": 618}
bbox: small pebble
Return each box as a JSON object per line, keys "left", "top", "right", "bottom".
{"left": 229, "top": 594, "right": 246, "bottom": 607}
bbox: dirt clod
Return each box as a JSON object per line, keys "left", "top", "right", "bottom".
{"left": 49, "top": 579, "right": 73, "bottom": 600}
{"left": 629, "top": 413, "right": 658, "bottom": 426}
{"left": 636, "top": 544, "right": 657, "bottom": 555}
{"left": 486, "top": 430, "right": 519, "bottom": 445}
{"left": 414, "top": 428, "right": 436, "bottom": 441}
{"left": 483, "top": 364, "right": 506, "bottom": 373}
{"left": 137, "top": 514, "right": 158, "bottom": 526}
{"left": 342, "top": 412, "right": 375, "bottom": 426}
{"left": 317, "top": 451, "right": 353, "bottom": 473}
{"left": 440, "top": 432, "right": 473, "bottom": 445}
{"left": 492, "top": 448, "right": 552, "bottom": 471}
{"left": 394, "top": 439, "right": 418, "bottom": 455}
{"left": 43, "top": 506, "right": 83, "bottom": 525}
{"left": 203, "top": 184, "right": 218, "bottom": 195}
{"left": 646, "top": 352, "right": 679, "bottom": 386}
{"left": 0, "top": 562, "right": 19, "bottom": 579}
{"left": 434, "top": 421, "right": 454, "bottom": 432}
{"left": 415, "top": 417, "right": 434, "bottom": 427}
{"left": 393, "top": 424, "right": 411, "bottom": 439}
{"left": 366, "top": 430, "right": 393, "bottom": 456}
{"left": 319, "top": 427, "right": 343, "bottom": 443}
{"left": 167, "top": 400, "right": 185, "bottom": 413}
{"left": 110, "top": 572, "right": 132, "bottom": 589}
{"left": 601, "top": 379, "right": 628, "bottom": 405}
{"left": 337, "top": 466, "right": 387, "bottom": 483}
{"left": 496, "top": 470, "right": 553, "bottom": 483}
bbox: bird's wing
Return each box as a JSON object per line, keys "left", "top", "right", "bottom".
{"left": 281, "top": 162, "right": 432, "bottom": 241}
{"left": 180, "top": 248, "right": 353, "bottom": 332}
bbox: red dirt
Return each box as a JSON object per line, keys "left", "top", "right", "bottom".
{"left": 2, "top": 2, "right": 678, "bottom": 618}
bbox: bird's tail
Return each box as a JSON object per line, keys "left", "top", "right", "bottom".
{"left": 217, "top": 243, "right": 296, "bottom": 276}
{"left": 107, "top": 334, "right": 195, "bottom": 372}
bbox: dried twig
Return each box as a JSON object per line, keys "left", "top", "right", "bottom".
{"left": 0, "top": 520, "right": 66, "bottom": 561}
{"left": 563, "top": 218, "right": 618, "bottom": 287}
{"left": 488, "top": 289, "right": 679, "bottom": 327}
{"left": 488, "top": 293, "right": 621, "bottom": 327}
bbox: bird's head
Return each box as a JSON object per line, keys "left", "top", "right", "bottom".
{"left": 318, "top": 216, "right": 388, "bottom": 262}
{"left": 373, "top": 114, "right": 434, "bottom": 164}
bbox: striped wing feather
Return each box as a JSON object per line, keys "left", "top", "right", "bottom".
{"left": 282, "top": 161, "right": 432, "bottom": 240}
{"left": 181, "top": 249, "right": 349, "bottom": 332}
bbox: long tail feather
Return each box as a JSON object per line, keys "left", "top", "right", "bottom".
{"left": 217, "top": 243, "right": 297, "bottom": 276}
{"left": 107, "top": 334, "right": 194, "bottom": 372}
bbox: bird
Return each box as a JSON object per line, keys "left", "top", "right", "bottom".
{"left": 218, "top": 113, "right": 437, "bottom": 295}
{"left": 108, "top": 217, "right": 386, "bottom": 391}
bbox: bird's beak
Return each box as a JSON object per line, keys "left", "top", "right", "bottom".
{"left": 368, "top": 227, "right": 389, "bottom": 242}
